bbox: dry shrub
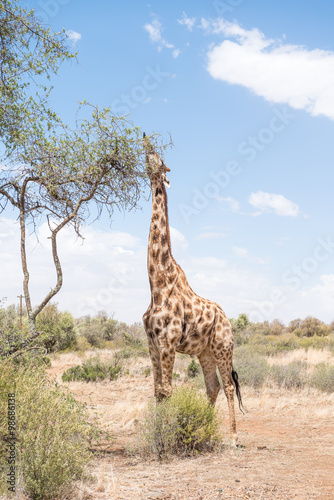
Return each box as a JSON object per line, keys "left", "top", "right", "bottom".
{"left": 234, "top": 346, "right": 270, "bottom": 388}
{"left": 62, "top": 354, "right": 122, "bottom": 382}
{"left": 0, "top": 362, "right": 98, "bottom": 499}
{"left": 309, "top": 363, "right": 334, "bottom": 393}
{"left": 270, "top": 361, "right": 307, "bottom": 389}
{"left": 75, "top": 335, "right": 92, "bottom": 352}
{"left": 135, "top": 385, "right": 221, "bottom": 460}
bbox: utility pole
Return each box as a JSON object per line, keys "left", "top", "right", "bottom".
{"left": 17, "top": 294, "right": 23, "bottom": 330}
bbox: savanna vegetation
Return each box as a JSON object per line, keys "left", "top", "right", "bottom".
{"left": 1, "top": 300, "right": 334, "bottom": 497}
{"left": 1, "top": 300, "right": 334, "bottom": 394}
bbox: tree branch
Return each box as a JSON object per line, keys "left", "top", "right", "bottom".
{"left": 19, "top": 176, "right": 40, "bottom": 321}
{"left": 30, "top": 167, "right": 107, "bottom": 321}
{"left": 0, "top": 188, "right": 19, "bottom": 208}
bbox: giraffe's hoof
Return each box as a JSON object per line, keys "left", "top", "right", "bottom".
{"left": 230, "top": 434, "right": 238, "bottom": 448}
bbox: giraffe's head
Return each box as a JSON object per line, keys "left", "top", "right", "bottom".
{"left": 143, "top": 133, "right": 171, "bottom": 189}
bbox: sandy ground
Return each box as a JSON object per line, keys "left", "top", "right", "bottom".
{"left": 46, "top": 350, "right": 334, "bottom": 500}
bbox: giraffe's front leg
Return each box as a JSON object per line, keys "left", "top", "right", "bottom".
{"left": 159, "top": 333, "right": 176, "bottom": 400}
{"left": 147, "top": 336, "right": 163, "bottom": 399}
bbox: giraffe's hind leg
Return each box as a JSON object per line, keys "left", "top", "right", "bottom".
{"left": 216, "top": 355, "right": 238, "bottom": 447}
{"left": 197, "top": 346, "right": 220, "bottom": 405}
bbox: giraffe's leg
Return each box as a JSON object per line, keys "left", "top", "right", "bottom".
{"left": 156, "top": 330, "right": 177, "bottom": 400}
{"left": 216, "top": 356, "right": 238, "bottom": 447}
{"left": 197, "top": 346, "right": 220, "bottom": 405}
{"left": 159, "top": 343, "right": 176, "bottom": 400}
{"left": 147, "top": 336, "right": 162, "bottom": 400}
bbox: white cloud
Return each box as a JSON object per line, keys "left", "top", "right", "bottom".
{"left": 144, "top": 17, "right": 180, "bottom": 57}
{"left": 177, "top": 12, "right": 196, "bottom": 31}
{"left": 248, "top": 191, "right": 300, "bottom": 217}
{"left": 144, "top": 19, "right": 162, "bottom": 43}
{"left": 233, "top": 245, "right": 270, "bottom": 265}
{"left": 216, "top": 196, "right": 240, "bottom": 212}
{"left": 170, "top": 226, "right": 188, "bottom": 252}
{"left": 301, "top": 274, "right": 334, "bottom": 319}
{"left": 250, "top": 274, "right": 334, "bottom": 324}
{"left": 196, "top": 232, "right": 226, "bottom": 240}
{"left": 233, "top": 246, "right": 248, "bottom": 257}
{"left": 66, "top": 29, "right": 81, "bottom": 44}
{"left": 204, "top": 18, "right": 334, "bottom": 121}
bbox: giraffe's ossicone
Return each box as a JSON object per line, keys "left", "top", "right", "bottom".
{"left": 142, "top": 135, "right": 244, "bottom": 446}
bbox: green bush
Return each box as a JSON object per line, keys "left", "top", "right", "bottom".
{"left": 137, "top": 385, "right": 221, "bottom": 459}
{"left": 249, "top": 333, "right": 299, "bottom": 356}
{"left": 187, "top": 359, "right": 201, "bottom": 378}
{"left": 269, "top": 319, "right": 285, "bottom": 336}
{"left": 329, "top": 335, "right": 334, "bottom": 355}
{"left": 270, "top": 361, "right": 307, "bottom": 389}
{"left": 234, "top": 345, "right": 270, "bottom": 388}
{"left": 36, "top": 304, "right": 76, "bottom": 352}
{"left": 297, "top": 335, "right": 330, "bottom": 350}
{"left": 75, "top": 316, "right": 148, "bottom": 353}
{"left": 0, "top": 362, "right": 98, "bottom": 499}
{"left": 109, "top": 364, "right": 122, "bottom": 380}
{"left": 76, "top": 320, "right": 105, "bottom": 348}
{"left": 309, "top": 363, "right": 334, "bottom": 393}
{"left": 75, "top": 335, "right": 92, "bottom": 352}
{"left": 299, "top": 316, "right": 330, "bottom": 337}
{"left": 62, "top": 354, "right": 122, "bottom": 382}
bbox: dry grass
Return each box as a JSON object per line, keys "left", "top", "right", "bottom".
{"left": 238, "top": 385, "right": 334, "bottom": 419}
{"left": 40, "top": 349, "right": 334, "bottom": 499}
{"left": 268, "top": 347, "right": 334, "bottom": 366}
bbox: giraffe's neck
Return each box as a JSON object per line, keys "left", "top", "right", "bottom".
{"left": 147, "top": 178, "right": 175, "bottom": 291}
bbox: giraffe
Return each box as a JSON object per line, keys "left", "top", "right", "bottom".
{"left": 142, "top": 134, "right": 244, "bottom": 446}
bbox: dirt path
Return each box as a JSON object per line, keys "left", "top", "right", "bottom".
{"left": 47, "top": 357, "right": 334, "bottom": 500}
{"left": 89, "top": 412, "right": 334, "bottom": 499}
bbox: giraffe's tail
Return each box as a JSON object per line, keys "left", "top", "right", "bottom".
{"left": 231, "top": 368, "right": 246, "bottom": 414}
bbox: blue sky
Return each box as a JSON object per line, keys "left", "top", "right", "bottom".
{"left": 1, "top": 0, "right": 334, "bottom": 324}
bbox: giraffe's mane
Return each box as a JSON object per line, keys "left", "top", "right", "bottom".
{"left": 161, "top": 181, "right": 173, "bottom": 258}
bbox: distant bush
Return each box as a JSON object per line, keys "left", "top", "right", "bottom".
{"left": 309, "top": 364, "right": 334, "bottom": 393}
{"left": 230, "top": 313, "right": 250, "bottom": 333}
{"left": 75, "top": 315, "right": 148, "bottom": 353}
{"left": 62, "top": 354, "right": 122, "bottom": 382}
{"left": 187, "top": 359, "right": 201, "bottom": 378}
{"left": 269, "top": 319, "right": 285, "bottom": 336}
{"left": 298, "top": 335, "right": 331, "bottom": 350}
{"left": 234, "top": 345, "right": 270, "bottom": 388}
{"left": 298, "top": 316, "right": 330, "bottom": 337}
{"left": 136, "top": 385, "right": 221, "bottom": 459}
{"left": 120, "top": 330, "right": 149, "bottom": 356}
{"left": 75, "top": 335, "right": 92, "bottom": 352}
{"left": 0, "top": 362, "right": 98, "bottom": 499}
{"left": 0, "top": 303, "right": 28, "bottom": 335}
{"left": 329, "top": 335, "right": 334, "bottom": 355}
{"left": 270, "top": 361, "right": 307, "bottom": 389}
{"left": 36, "top": 303, "right": 76, "bottom": 352}
{"left": 287, "top": 318, "right": 302, "bottom": 333}
{"left": 249, "top": 333, "right": 299, "bottom": 356}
